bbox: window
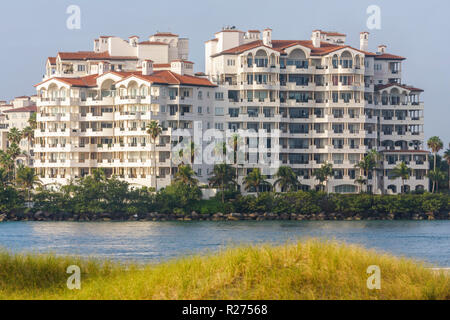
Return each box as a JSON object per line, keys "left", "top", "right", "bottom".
{"left": 215, "top": 107, "right": 224, "bottom": 116}
{"left": 198, "top": 91, "right": 203, "bottom": 100}
{"left": 197, "top": 106, "right": 202, "bottom": 114}
{"left": 215, "top": 92, "right": 224, "bottom": 100}
{"left": 78, "top": 65, "right": 86, "bottom": 72}
{"left": 227, "top": 59, "right": 235, "bottom": 66}
{"left": 215, "top": 123, "right": 224, "bottom": 130}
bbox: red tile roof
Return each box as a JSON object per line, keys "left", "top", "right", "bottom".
{"left": 153, "top": 63, "right": 171, "bottom": 68}
{"left": 35, "top": 74, "right": 99, "bottom": 88}
{"left": 118, "top": 70, "right": 216, "bottom": 87}
{"left": 3, "top": 106, "right": 37, "bottom": 113}
{"left": 375, "top": 83, "right": 423, "bottom": 92}
{"left": 374, "top": 53, "right": 406, "bottom": 60}
{"left": 211, "top": 39, "right": 369, "bottom": 57}
{"left": 57, "top": 51, "right": 138, "bottom": 61}
{"left": 152, "top": 32, "right": 178, "bottom": 37}
{"left": 313, "top": 30, "right": 346, "bottom": 36}
{"left": 47, "top": 57, "right": 56, "bottom": 65}
{"left": 36, "top": 70, "right": 216, "bottom": 88}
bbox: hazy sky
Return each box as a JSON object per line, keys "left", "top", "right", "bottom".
{"left": 0, "top": 0, "right": 448, "bottom": 143}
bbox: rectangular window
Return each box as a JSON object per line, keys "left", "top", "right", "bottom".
{"left": 78, "top": 65, "right": 86, "bottom": 72}
{"left": 197, "top": 106, "right": 202, "bottom": 114}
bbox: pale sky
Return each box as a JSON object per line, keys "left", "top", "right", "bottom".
{"left": 0, "top": 0, "right": 448, "bottom": 143}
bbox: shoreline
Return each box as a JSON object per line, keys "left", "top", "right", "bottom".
{"left": 1, "top": 210, "right": 449, "bottom": 222}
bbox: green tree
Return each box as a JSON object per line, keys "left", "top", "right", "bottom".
{"left": 28, "top": 112, "right": 37, "bottom": 129}
{"left": 314, "top": 162, "right": 333, "bottom": 193}
{"left": 146, "top": 121, "right": 162, "bottom": 191}
{"left": 274, "top": 166, "right": 299, "bottom": 192}
{"left": 243, "top": 168, "right": 269, "bottom": 196}
{"left": 367, "top": 149, "right": 381, "bottom": 193}
{"left": 354, "top": 154, "right": 376, "bottom": 193}
{"left": 443, "top": 148, "right": 450, "bottom": 191}
{"left": 392, "top": 161, "right": 411, "bottom": 193}
{"left": 0, "top": 168, "right": 10, "bottom": 188}
{"left": 354, "top": 175, "right": 367, "bottom": 193}
{"left": 7, "top": 127, "right": 22, "bottom": 145}
{"left": 174, "top": 164, "right": 198, "bottom": 187}
{"left": 427, "top": 169, "right": 446, "bottom": 194}
{"left": 427, "top": 136, "right": 443, "bottom": 193}
{"left": 208, "top": 163, "right": 236, "bottom": 203}
{"left": 21, "top": 126, "right": 34, "bottom": 165}
{"left": 16, "top": 165, "right": 41, "bottom": 202}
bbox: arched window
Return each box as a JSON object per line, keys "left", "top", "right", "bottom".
{"left": 287, "top": 49, "right": 308, "bottom": 68}
{"left": 254, "top": 50, "right": 268, "bottom": 67}
{"left": 339, "top": 51, "right": 353, "bottom": 68}
{"left": 332, "top": 54, "right": 338, "bottom": 68}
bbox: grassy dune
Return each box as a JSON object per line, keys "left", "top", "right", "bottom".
{"left": 0, "top": 240, "right": 448, "bottom": 300}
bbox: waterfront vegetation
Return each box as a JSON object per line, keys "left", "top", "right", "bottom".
{"left": 0, "top": 240, "right": 448, "bottom": 300}
{"left": 0, "top": 128, "right": 449, "bottom": 220}
{"left": 0, "top": 165, "right": 449, "bottom": 220}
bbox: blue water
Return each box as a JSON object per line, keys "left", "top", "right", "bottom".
{"left": 0, "top": 221, "right": 449, "bottom": 266}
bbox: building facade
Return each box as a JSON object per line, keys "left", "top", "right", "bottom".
{"left": 35, "top": 33, "right": 216, "bottom": 189}
{"left": 34, "top": 28, "right": 428, "bottom": 193}
{"left": 0, "top": 96, "right": 37, "bottom": 165}
{"left": 205, "top": 28, "right": 428, "bottom": 194}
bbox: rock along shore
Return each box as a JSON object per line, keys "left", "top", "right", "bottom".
{"left": 0, "top": 211, "right": 449, "bottom": 222}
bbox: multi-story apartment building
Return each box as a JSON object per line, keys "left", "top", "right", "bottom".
{"left": 35, "top": 33, "right": 216, "bottom": 189}
{"left": 205, "top": 27, "right": 428, "bottom": 194}
{"left": 0, "top": 96, "right": 37, "bottom": 165}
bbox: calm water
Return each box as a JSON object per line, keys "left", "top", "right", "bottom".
{"left": 0, "top": 221, "right": 449, "bottom": 266}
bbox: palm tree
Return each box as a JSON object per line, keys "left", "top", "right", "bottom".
{"left": 174, "top": 164, "right": 198, "bottom": 186}
{"left": 274, "top": 166, "right": 299, "bottom": 192}
{"left": 427, "top": 136, "right": 443, "bottom": 193}
{"left": 354, "top": 176, "right": 367, "bottom": 193}
{"left": 22, "top": 126, "right": 34, "bottom": 165}
{"left": 392, "top": 161, "right": 411, "bottom": 193}
{"left": 354, "top": 154, "right": 375, "bottom": 193}
{"left": 229, "top": 133, "right": 242, "bottom": 179}
{"left": 208, "top": 163, "right": 236, "bottom": 203}
{"left": 28, "top": 112, "right": 37, "bottom": 130}
{"left": 314, "top": 162, "right": 333, "bottom": 193}
{"left": 214, "top": 141, "right": 227, "bottom": 164}
{"left": 443, "top": 147, "right": 450, "bottom": 191}
{"left": 0, "top": 168, "right": 10, "bottom": 188}
{"left": 427, "top": 169, "right": 445, "bottom": 193}
{"left": 367, "top": 149, "right": 381, "bottom": 193}
{"left": 16, "top": 165, "right": 41, "bottom": 202}
{"left": 7, "top": 127, "right": 22, "bottom": 145}
{"left": 146, "top": 121, "right": 162, "bottom": 191}
{"left": 243, "top": 168, "right": 269, "bottom": 196}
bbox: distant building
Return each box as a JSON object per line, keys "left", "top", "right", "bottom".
{"left": 205, "top": 28, "right": 428, "bottom": 194}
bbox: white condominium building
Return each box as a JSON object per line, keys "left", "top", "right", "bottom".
{"left": 205, "top": 27, "right": 428, "bottom": 194}
{"left": 35, "top": 32, "right": 216, "bottom": 189}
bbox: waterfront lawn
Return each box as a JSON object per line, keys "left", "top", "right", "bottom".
{"left": 0, "top": 240, "right": 448, "bottom": 300}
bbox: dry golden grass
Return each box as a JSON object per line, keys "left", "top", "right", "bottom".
{"left": 0, "top": 240, "right": 448, "bottom": 300}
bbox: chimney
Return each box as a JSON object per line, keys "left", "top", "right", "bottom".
{"left": 311, "top": 30, "right": 321, "bottom": 48}
{"left": 262, "top": 28, "right": 272, "bottom": 47}
{"left": 378, "top": 45, "right": 387, "bottom": 53}
{"left": 360, "top": 32, "right": 369, "bottom": 52}
{"left": 129, "top": 35, "right": 139, "bottom": 47}
{"left": 142, "top": 60, "right": 153, "bottom": 75}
